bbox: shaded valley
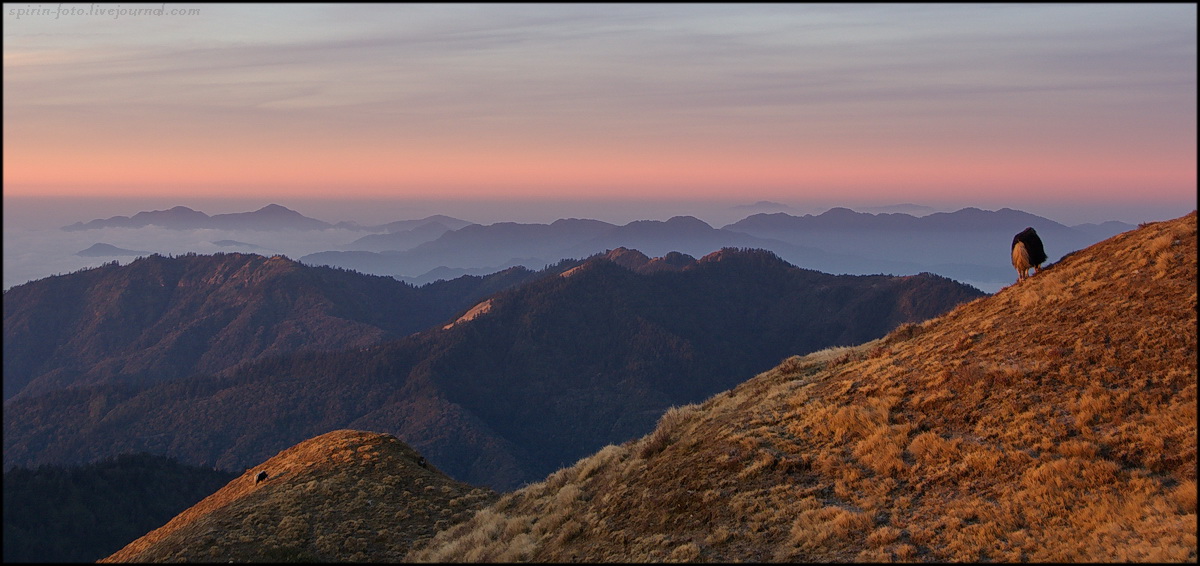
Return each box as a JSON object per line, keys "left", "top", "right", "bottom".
{"left": 3, "top": 453, "right": 237, "bottom": 563}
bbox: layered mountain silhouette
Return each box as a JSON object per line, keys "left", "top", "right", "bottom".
{"left": 730, "top": 200, "right": 793, "bottom": 213}
{"left": 3, "top": 247, "right": 983, "bottom": 490}
{"left": 722, "top": 207, "right": 1134, "bottom": 285}
{"left": 853, "top": 202, "right": 939, "bottom": 215}
{"left": 101, "top": 430, "right": 496, "bottom": 563}
{"left": 2, "top": 252, "right": 543, "bottom": 400}
{"left": 61, "top": 204, "right": 336, "bottom": 231}
{"left": 341, "top": 215, "right": 477, "bottom": 252}
{"left": 75, "top": 243, "right": 150, "bottom": 257}
{"left": 106, "top": 212, "right": 1195, "bottom": 562}
{"left": 60, "top": 204, "right": 474, "bottom": 236}
{"left": 211, "top": 239, "right": 275, "bottom": 252}
{"left": 302, "top": 216, "right": 895, "bottom": 284}
{"left": 304, "top": 208, "right": 1134, "bottom": 289}
{"left": 54, "top": 203, "right": 1135, "bottom": 291}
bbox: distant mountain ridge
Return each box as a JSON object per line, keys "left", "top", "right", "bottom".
{"left": 54, "top": 203, "right": 1137, "bottom": 291}
{"left": 62, "top": 204, "right": 331, "bottom": 231}
{"left": 342, "top": 218, "right": 475, "bottom": 252}
{"left": 725, "top": 206, "right": 1065, "bottom": 232}
{"left": 60, "top": 204, "right": 473, "bottom": 233}
{"left": 3, "top": 247, "right": 984, "bottom": 490}
{"left": 303, "top": 215, "right": 890, "bottom": 283}
{"left": 304, "top": 207, "right": 1135, "bottom": 290}
{"left": 211, "top": 239, "right": 274, "bottom": 252}
{"left": 76, "top": 243, "right": 150, "bottom": 257}
{"left": 722, "top": 207, "right": 1136, "bottom": 287}
{"left": 854, "top": 202, "right": 940, "bottom": 215}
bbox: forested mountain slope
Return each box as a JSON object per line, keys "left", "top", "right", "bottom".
{"left": 3, "top": 454, "right": 236, "bottom": 563}
{"left": 2, "top": 252, "right": 541, "bottom": 400}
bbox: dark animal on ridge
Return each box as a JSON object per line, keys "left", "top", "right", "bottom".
{"left": 254, "top": 471, "right": 268, "bottom": 484}
{"left": 1011, "top": 227, "right": 1047, "bottom": 282}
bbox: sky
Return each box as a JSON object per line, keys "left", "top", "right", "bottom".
{"left": 3, "top": 3, "right": 1197, "bottom": 225}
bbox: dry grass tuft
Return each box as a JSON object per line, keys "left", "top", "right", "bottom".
{"left": 635, "top": 403, "right": 700, "bottom": 459}
{"left": 776, "top": 503, "right": 874, "bottom": 559}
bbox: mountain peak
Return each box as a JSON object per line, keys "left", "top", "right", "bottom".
{"left": 75, "top": 242, "right": 150, "bottom": 257}
{"left": 566, "top": 247, "right": 697, "bottom": 275}
{"left": 103, "top": 430, "right": 496, "bottom": 563}
{"left": 820, "top": 206, "right": 865, "bottom": 216}
{"left": 697, "top": 247, "right": 789, "bottom": 267}
{"left": 61, "top": 204, "right": 332, "bottom": 231}
{"left": 602, "top": 247, "right": 652, "bottom": 269}
{"left": 665, "top": 215, "right": 712, "bottom": 227}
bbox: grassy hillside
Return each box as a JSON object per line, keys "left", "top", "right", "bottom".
{"left": 410, "top": 212, "right": 1197, "bottom": 562}
{"left": 102, "top": 430, "right": 496, "bottom": 563}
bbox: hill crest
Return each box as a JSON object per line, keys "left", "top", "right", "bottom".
{"left": 102, "top": 430, "right": 496, "bottom": 563}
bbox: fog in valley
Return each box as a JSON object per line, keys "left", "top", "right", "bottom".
{"left": 5, "top": 196, "right": 1192, "bottom": 293}
{"left": 3, "top": 197, "right": 783, "bottom": 290}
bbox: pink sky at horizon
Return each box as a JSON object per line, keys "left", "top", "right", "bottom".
{"left": 3, "top": 4, "right": 1196, "bottom": 212}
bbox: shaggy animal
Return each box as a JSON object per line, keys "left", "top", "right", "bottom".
{"left": 254, "top": 471, "right": 268, "bottom": 484}
{"left": 1011, "top": 227, "right": 1048, "bottom": 282}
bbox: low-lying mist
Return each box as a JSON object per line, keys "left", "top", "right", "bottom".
{"left": 4, "top": 196, "right": 1189, "bottom": 293}
{"left": 3, "top": 224, "right": 372, "bottom": 290}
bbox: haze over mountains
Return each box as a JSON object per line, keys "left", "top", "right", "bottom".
{"left": 102, "top": 211, "right": 1196, "bottom": 563}
{"left": 75, "top": 243, "right": 150, "bottom": 257}
{"left": 4, "top": 202, "right": 1141, "bottom": 292}
{"left": 307, "top": 205, "right": 1133, "bottom": 289}
{"left": 3, "top": 246, "right": 983, "bottom": 491}
{"left": 62, "top": 204, "right": 341, "bottom": 232}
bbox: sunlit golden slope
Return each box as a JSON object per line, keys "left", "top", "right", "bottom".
{"left": 102, "top": 430, "right": 495, "bottom": 563}
{"left": 411, "top": 212, "right": 1197, "bottom": 562}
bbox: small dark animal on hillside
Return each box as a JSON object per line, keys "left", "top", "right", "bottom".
{"left": 417, "top": 457, "right": 427, "bottom": 468}
{"left": 1011, "top": 227, "right": 1048, "bottom": 282}
{"left": 254, "top": 471, "right": 268, "bottom": 484}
